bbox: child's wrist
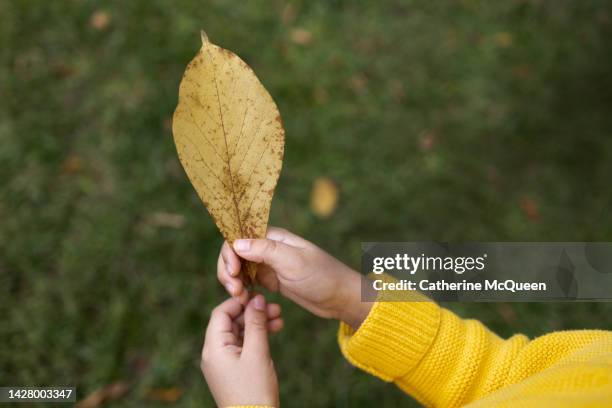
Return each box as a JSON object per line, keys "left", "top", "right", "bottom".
{"left": 336, "top": 270, "right": 373, "bottom": 329}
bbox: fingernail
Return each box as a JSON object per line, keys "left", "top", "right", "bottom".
{"left": 253, "top": 294, "right": 265, "bottom": 311}
{"left": 233, "top": 239, "right": 251, "bottom": 252}
{"left": 225, "top": 261, "right": 233, "bottom": 276}
{"left": 225, "top": 282, "right": 234, "bottom": 295}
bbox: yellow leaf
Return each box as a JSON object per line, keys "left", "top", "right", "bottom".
{"left": 310, "top": 177, "right": 338, "bottom": 218}
{"left": 172, "top": 32, "right": 285, "bottom": 284}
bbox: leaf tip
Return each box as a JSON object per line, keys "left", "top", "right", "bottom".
{"left": 200, "top": 30, "right": 209, "bottom": 46}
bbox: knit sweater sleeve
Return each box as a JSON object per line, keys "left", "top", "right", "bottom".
{"left": 229, "top": 406, "right": 274, "bottom": 408}
{"left": 338, "top": 300, "right": 612, "bottom": 407}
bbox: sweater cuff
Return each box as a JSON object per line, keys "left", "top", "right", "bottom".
{"left": 338, "top": 297, "right": 441, "bottom": 382}
{"left": 228, "top": 406, "right": 274, "bottom": 408}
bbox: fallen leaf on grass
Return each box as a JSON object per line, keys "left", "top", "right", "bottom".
{"left": 512, "top": 64, "right": 532, "bottom": 80}
{"left": 310, "top": 177, "right": 338, "bottom": 218}
{"left": 493, "top": 32, "right": 512, "bottom": 48}
{"left": 348, "top": 74, "right": 368, "bottom": 95}
{"left": 313, "top": 86, "right": 329, "bottom": 104}
{"left": 172, "top": 31, "right": 285, "bottom": 284}
{"left": 77, "top": 381, "right": 129, "bottom": 408}
{"left": 290, "top": 28, "right": 313, "bottom": 45}
{"left": 520, "top": 195, "right": 540, "bottom": 222}
{"left": 90, "top": 11, "right": 111, "bottom": 31}
{"left": 146, "top": 387, "right": 183, "bottom": 402}
{"left": 497, "top": 303, "right": 517, "bottom": 325}
{"left": 280, "top": 4, "right": 297, "bottom": 25}
{"left": 147, "top": 212, "right": 186, "bottom": 229}
{"left": 388, "top": 79, "right": 406, "bottom": 102}
{"left": 418, "top": 130, "right": 437, "bottom": 152}
{"left": 61, "top": 154, "right": 83, "bottom": 175}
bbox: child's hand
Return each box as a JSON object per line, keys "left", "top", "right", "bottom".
{"left": 217, "top": 227, "right": 372, "bottom": 328}
{"left": 201, "top": 295, "right": 281, "bottom": 407}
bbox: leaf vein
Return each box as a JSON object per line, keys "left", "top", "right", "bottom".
{"left": 184, "top": 108, "right": 226, "bottom": 163}
{"left": 239, "top": 137, "right": 272, "bottom": 200}
{"left": 208, "top": 45, "right": 245, "bottom": 237}
{"left": 176, "top": 134, "right": 232, "bottom": 193}
{"left": 234, "top": 113, "right": 269, "bottom": 176}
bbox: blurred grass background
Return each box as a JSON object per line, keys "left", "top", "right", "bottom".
{"left": 2, "top": 0, "right": 612, "bottom": 407}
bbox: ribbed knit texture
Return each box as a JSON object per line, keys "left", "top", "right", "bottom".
{"left": 339, "top": 301, "right": 612, "bottom": 407}
{"left": 230, "top": 405, "right": 273, "bottom": 408}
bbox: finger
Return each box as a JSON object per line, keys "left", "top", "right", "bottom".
{"left": 267, "top": 317, "right": 284, "bottom": 333}
{"left": 205, "top": 298, "right": 244, "bottom": 347}
{"left": 217, "top": 267, "right": 243, "bottom": 297}
{"left": 235, "top": 313, "right": 244, "bottom": 327}
{"left": 266, "top": 303, "right": 281, "bottom": 319}
{"left": 231, "top": 321, "right": 240, "bottom": 339}
{"left": 225, "top": 276, "right": 244, "bottom": 298}
{"left": 234, "top": 302, "right": 282, "bottom": 327}
{"left": 235, "top": 318, "right": 283, "bottom": 334}
{"left": 233, "top": 238, "right": 301, "bottom": 271}
{"left": 235, "top": 303, "right": 282, "bottom": 322}
{"left": 242, "top": 294, "right": 270, "bottom": 358}
{"left": 221, "top": 241, "right": 241, "bottom": 277}
{"left": 267, "top": 226, "right": 309, "bottom": 248}
{"left": 217, "top": 248, "right": 245, "bottom": 299}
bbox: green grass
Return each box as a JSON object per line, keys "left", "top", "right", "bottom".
{"left": 2, "top": 1, "right": 612, "bottom": 407}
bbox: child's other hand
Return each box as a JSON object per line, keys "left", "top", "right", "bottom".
{"left": 201, "top": 295, "right": 280, "bottom": 407}
{"left": 217, "top": 227, "right": 372, "bottom": 328}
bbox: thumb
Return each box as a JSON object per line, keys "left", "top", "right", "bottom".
{"left": 242, "top": 294, "right": 270, "bottom": 359}
{"left": 233, "top": 238, "right": 298, "bottom": 270}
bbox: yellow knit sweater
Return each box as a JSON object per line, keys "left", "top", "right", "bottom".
{"left": 338, "top": 300, "right": 612, "bottom": 407}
